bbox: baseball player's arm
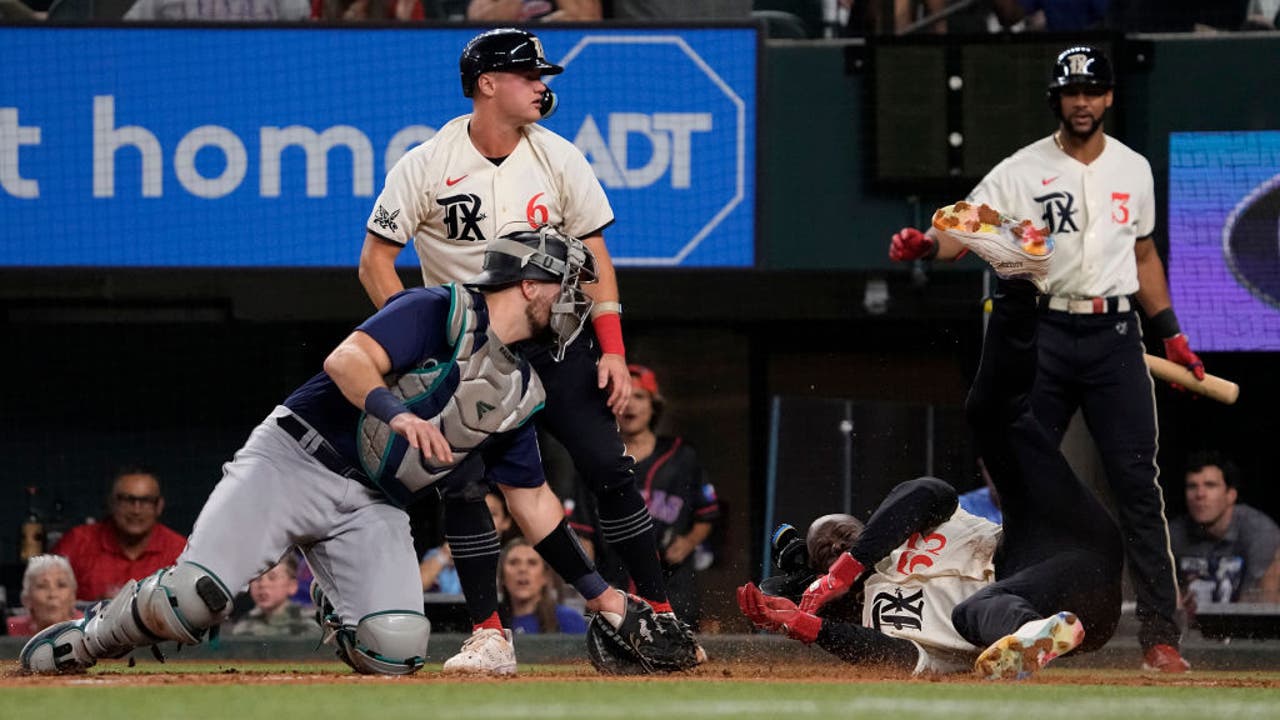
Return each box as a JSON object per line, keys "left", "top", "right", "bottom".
{"left": 581, "top": 233, "right": 632, "bottom": 415}
{"left": 664, "top": 521, "right": 712, "bottom": 566}
{"left": 358, "top": 232, "right": 407, "bottom": 310}
{"left": 1134, "top": 237, "right": 1205, "bottom": 378}
{"left": 815, "top": 618, "right": 921, "bottom": 671}
{"left": 324, "top": 330, "right": 454, "bottom": 463}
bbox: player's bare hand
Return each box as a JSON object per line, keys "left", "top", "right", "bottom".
{"left": 390, "top": 413, "right": 454, "bottom": 465}
{"left": 889, "top": 227, "right": 935, "bottom": 262}
{"left": 598, "top": 353, "right": 631, "bottom": 415}
{"left": 664, "top": 536, "right": 695, "bottom": 565}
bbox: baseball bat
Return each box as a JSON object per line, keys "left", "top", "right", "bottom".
{"left": 1144, "top": 354, "right": 1240, "bottom": 405}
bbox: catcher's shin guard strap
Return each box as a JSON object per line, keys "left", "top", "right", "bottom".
{"left": 84, "top": 563, "right": 233, "bottom": 658}
{"left": 335, "top": 613, "right": 430, "bottom": 675}
{"left": 534, "top": 519, "right": 608, "bottom": 600}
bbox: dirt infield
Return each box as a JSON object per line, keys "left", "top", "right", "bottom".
{"left": 4, "top": 660, "right": 1279, "bottom": 689}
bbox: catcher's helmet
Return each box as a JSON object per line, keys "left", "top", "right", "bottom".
{"left": 460, "top": 28, "right": 564, "bottom": 98}
{"left": 466, "top": 226, "right": 596, "bottom": 361}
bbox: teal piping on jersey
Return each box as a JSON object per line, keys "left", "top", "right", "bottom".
{"left": 515, "top": 400, "right": 545, "bottom": 427}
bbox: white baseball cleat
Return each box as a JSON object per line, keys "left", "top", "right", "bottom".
{"left": 20, "top": 619, "right": 97, "bottom": 674}
{"left": 932, "top": 202, "right": 1054, "bottom": 290}
{"left": 975, "top": 611, "right": 1085, "bottom": 680}
{"left": 442, "top": 627, "right": 517, "bottom": 676}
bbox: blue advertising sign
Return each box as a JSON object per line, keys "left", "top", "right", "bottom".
{"left": 0, "top": 26, "right": 755, "bottom": 267}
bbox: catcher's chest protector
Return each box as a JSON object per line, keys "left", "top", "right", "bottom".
{"left": 358, "top": 284, "right": 545, "bottom": 504}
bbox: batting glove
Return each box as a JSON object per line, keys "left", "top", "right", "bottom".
{"left": 737, "top": 582, "right": 821, "bottom": 644}
{"left": 889, "top": 227, "right": 936, "bottom": 262}
{"left": 1163, "top": 334, "right": 1205, "bottom": 381}
{"left": 798, "top": 552, "right": 865, "bottom": 615}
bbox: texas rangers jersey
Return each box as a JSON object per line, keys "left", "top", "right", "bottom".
{"left": 861, "top": 508, "right": 1001, "bottom": 674}
{"left": 968, "top": 134, "right": 1155, "bottom": 298}
{"left": 367, "top": 115, "right": 614, "bottom": 287}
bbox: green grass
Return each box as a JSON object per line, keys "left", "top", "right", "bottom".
{"left": 4, "top": 664, "right": 1278, "bottom": 720}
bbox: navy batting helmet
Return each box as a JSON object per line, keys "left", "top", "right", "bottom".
{"left": 1048, "top": 45, "right": 1114, "bottom": 93}
{"left": 460, "top": 28, "right": 564, "bottom": 98}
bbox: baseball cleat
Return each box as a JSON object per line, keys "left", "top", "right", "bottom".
{"left": 442, "top": 627, "right": 517, "bottom": 675}
{"left": 932, "top": 202, "right": 1054, "bottom": 290}
{"left": 974, "top": 611, "right": 1084, "bottom": 680}
{"left": 1142, "top": 643, "right": 1191, "bottom": 673}
{"left": 20, "top": 619, "right": 97, "bottom": 674}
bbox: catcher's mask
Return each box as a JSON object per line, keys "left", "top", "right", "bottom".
{"left": 466, "top": 226, "right": 597, "bottom": 361}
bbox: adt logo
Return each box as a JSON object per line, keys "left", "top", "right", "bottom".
{"left": 544, "top": 36, "right": 747, "bottom": 266}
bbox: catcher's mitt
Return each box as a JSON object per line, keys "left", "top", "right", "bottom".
{"left": 585, "top": 595, "right": 699, "bottom": 674}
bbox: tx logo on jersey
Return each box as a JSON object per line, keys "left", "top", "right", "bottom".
{"left": 1033, "top": 191, "right": 1080, "bottom": 233}
{"left": 870, "top": 588, "right": 925, "bottom": 632}
{"left": 372, "top": 205, "right": 400, "bottom": 233}
{"left": 438, "top": 194, "right": 487, "bottom": 242}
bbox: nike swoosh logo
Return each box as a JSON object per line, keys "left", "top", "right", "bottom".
{"left": 446, "top": 175, "right": 467, "bottom": 187}
{"left": 1041, "top": 176, "right": 1059, "bottom": 186}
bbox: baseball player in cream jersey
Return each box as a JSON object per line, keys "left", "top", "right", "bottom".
{"left": 358, "top": 28, "right": 698, "bottom": 674}
{"left": 888, "top": 46, "right": 1201, "bottom": 673}
{"left": 742, "top": 216, "right": 1125, "bottom": 679}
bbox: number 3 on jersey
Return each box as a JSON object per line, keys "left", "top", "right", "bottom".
{"left": 1111, "top": 192, "right": 1130, "bottom": 224}
{"left": 897, "top": 531, "right": 948, "bottom": 574}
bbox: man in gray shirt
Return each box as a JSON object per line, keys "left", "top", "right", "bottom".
{"left": 1169, "top": 451, "right": 1280, "bottom": 606}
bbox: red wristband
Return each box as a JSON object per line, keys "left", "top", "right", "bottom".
{"left": 592, "top": 312, "right": 625, "bottom": 357}
{"left": 830, "top": 552, "right": 866, "bottom": 585}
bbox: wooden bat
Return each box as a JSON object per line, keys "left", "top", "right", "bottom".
{"left": 1144, "top": 354, "right": 1240, "bottom": 405}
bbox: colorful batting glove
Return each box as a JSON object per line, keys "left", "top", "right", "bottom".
{"left": 737, "top": 582, "right": 821, "bottom": 644}
{"left": 889, "top": 227, "right": 936, "bottom": 262}
{"left": 1163, "top": 333, "right": 1205, "bottom": 381}
{"left": 798, "top": 552, "right": 865, "bottom": 614}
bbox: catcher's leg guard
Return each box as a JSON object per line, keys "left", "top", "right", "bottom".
{"left": 333, "top": 613, "right": 430, "bottom": 676}
{"left": 83, "top": 562, "right": 233, "bottom": 659}
{"left": 21, "top": 620, "right": 97, "bottom": 674}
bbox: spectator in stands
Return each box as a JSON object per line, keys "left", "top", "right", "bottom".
{"left": 498, "top": 538, "right": 587, "bottom": 634}
{"left": 122, "top": 0, "right": 310, "bottom": 20}
{"left": 467, "top": 0, "right": 600, "bottom": 20}
{"left": 1169, "top": 451, "right": 1280, "bottom": 611}
{"left": 609, "top": 0, "right": 749, "bottom": 20}
{"left": 6, "top": 555, "right": 82, "bottom": 637}
{"left": 571, "top": 365, "right": 720, "bottom": 630}
{"left": 421, "top": 492, "right": 514, "bottom": 593}
{"left": 315, "top": 0, "right": 425, "bottom": 20}
{"left": 230, "top": 554, "right": 312, "bottom": 637}
{"left": 52, "top": 467, "right": 186, "bottom": 601}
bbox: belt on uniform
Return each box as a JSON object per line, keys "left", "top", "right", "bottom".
{"left": 1040, "top": 295, "right": 1132, "bottom": 315}
{"left": 275, "top": 412, "right": 368, "bottom": 482}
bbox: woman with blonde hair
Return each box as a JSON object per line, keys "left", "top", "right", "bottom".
{"left": 498, "top": 538, "right": 587, "bottom": 634}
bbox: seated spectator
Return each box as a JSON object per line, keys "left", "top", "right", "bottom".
{"left": 6, "top": 555, "right": 82, "bottom": 637}
{"left": 498, "top": 538, "right": 587, "bottom": 634}
{"left": 315, "top": 0, "right": 424, "bottom": 20}
{"left": 420, "top": 492, "right": 513, "bottom": 594}
{"left": 990, "top": 0, "right": 1110, "bottom": 31}
{"left": 52, "top": 467, "right": 186, "bottom": 601}
{"left": 1170, "top": 451, "right": 1280, "bottom": 610}
{"left": 230, "top": 554, "right": 312, "bottom": 637}
{"left": 467, "top": 0, "right": 600, "bottom": 20}
{"left": 123, "top": 0, "right": 310, "bottom": 20}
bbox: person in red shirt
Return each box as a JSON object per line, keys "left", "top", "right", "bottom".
{"left": 52, "top": 467, "right": 186, "bottom": 601}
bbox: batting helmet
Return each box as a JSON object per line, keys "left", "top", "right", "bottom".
{"left": 460, "top": 28, "right": 564, "bottom": 98}
{"left": 1048, "top": 45, "right": 1114, "bottom": 92}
